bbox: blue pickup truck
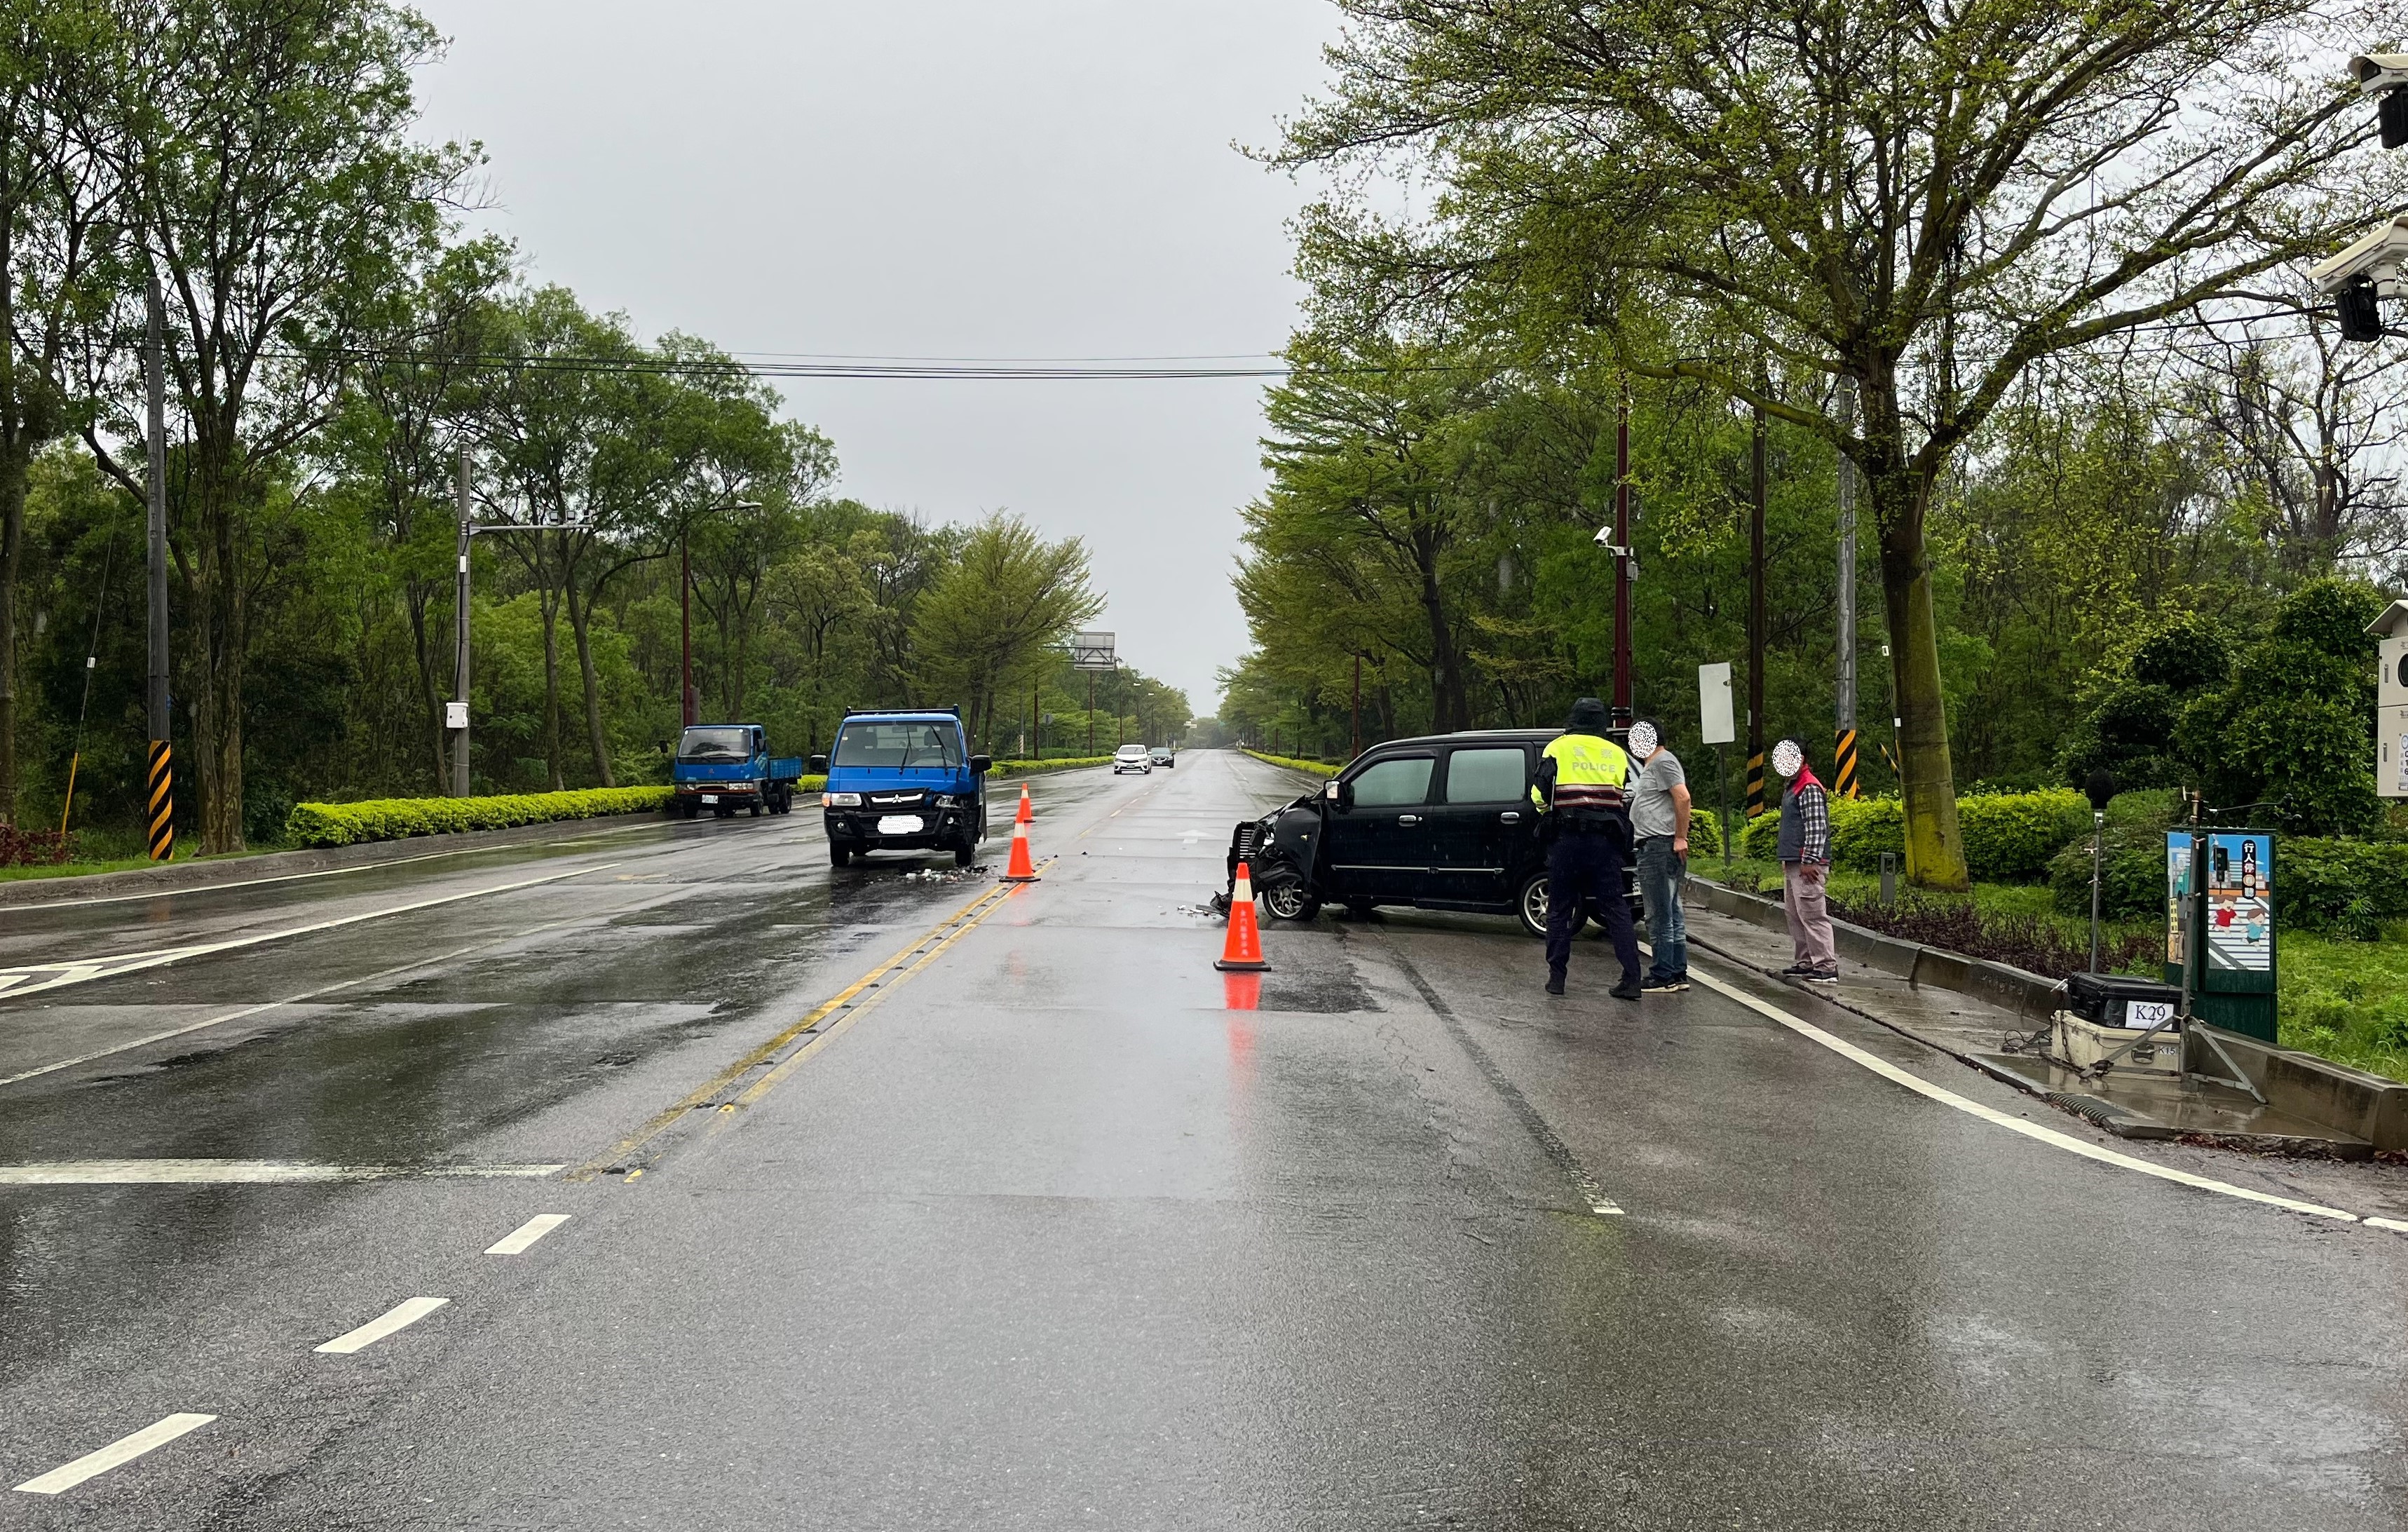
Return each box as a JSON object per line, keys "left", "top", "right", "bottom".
{"left": 670, "top": 724, "right": 805, "bottom": 819}
{"left": 810, "top": 708, "right": 993, "bottom": 867}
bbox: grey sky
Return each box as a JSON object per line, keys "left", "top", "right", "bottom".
{"left": 409, "top": 1, "right": 1340, "bottom": 716}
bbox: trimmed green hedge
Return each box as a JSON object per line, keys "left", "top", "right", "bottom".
{"left": 2046, "top": 830, "right": 2408, "bottom": 940}
{"left": 1739, "top": 788, "right": 2087, "bottom": 882}
{"left": 988, "top": 757, "right": 1117, "bottom": 774}
{"left": 1244, "top": 750, "right": 1340, "bottom": 778}
{"left": 286, "top": 786, "right": 674, "bottom": 848}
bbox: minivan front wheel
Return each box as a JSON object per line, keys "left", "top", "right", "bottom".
{"left": 1260, "top": 881, "right": 1320, "bottom": 923}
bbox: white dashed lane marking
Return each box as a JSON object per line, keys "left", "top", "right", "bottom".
{"left": 13, "top": 1413, "right": 216, "bottom": 1496}
{"left": 486, "top": 1214, "right": 570, "bottom": 1255}
{"left": 315, "top": 1296, "right": 449, "bottom": 1355}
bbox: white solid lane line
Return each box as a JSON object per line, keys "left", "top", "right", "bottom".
{"left": 13, "top": 1413, "right": 216, "bottom": 1496}
{"left": 316, "top": 1296, "right": 449, "bottom": 1355}
{"left": 0, "top": 861, "right": 620, "bottom": 1004}
{"left": 0, "top": 1160, "right": 563, "bottom": 1185}
{"left": 0, "top": 942, "right": 489, "bottom": 1089}
{"left": 485, "top": 1213, "right": 570, "bottom": 1255}
{"left": 1682, "top": 963, "right": 2370, "bottom": 1226}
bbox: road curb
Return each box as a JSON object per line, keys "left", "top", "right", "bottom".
{"left": 1682, "top": 883, "right": 2402, "bottom": 1154}
{"left": 0, "top": 812, "right": 673, "bottom": 909}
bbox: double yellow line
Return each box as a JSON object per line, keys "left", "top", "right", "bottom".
{"left": 571, "top": 865, "right": 1047, "bottom": 1181}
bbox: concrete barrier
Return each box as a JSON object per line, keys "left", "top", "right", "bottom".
{"left": 2186, "top": 1025, "right": 2408, "bottom": 1151}
{"left": 1689, "top": 874, "right": 2408, "bottom": 1151}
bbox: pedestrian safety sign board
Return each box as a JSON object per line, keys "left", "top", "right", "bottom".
{"left": 2170, "top": 831, "right": 2273, "bottom": 972}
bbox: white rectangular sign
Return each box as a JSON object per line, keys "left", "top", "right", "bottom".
{"left": 2383, "top": 706, "right": 2408, "bottom": 799}
{"left": 1070, "top": 631, "right": 1117, "bottom": 671}
{"left": 444, "top": 701, "right": 468, "bottom": 731}
{"left": 1699, "top": 663, "right": 1735, "bottom": 745}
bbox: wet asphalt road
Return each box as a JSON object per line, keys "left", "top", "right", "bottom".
{"left": 4, "top": 750, "right": 2407, "bottom": 1529}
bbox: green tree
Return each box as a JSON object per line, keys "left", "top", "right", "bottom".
{"left": 81, "top": 0, "right": 470, "bottom": 850}
{"left": 909, "top": 513, "right": 1101, "bottom": 751}
{"left": 0, "top": 0, "right": 116, "bottom": 824}
{"left": 1281, "top": 0, "right": 2400, "bottom": 887}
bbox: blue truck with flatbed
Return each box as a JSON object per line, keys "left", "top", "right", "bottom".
{"left": 810, "top": 707, "right": 993, "bottom": 867}
{"left": 670, "top": 724, "right": 805, "bottom": 818}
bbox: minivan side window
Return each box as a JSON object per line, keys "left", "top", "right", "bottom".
{"left": 1444, "top": 747, "right": 1528, "bottom": 804}
{"left": 1349, "top": 755, "right": 1434, "bottom": 806}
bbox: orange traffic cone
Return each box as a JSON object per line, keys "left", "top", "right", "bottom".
{"left": 1014, "top": 782, "right": 1033, "bottom": 825}
{"left": 1214, "top": 862, "right": 1269, "bottom": 971}
{"left": 1002, "top": 815, "right": 1040, "bottom": 883}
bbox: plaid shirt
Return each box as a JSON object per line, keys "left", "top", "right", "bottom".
{"left": 1790, "top": 780, "right": 1830, "bottom": 864}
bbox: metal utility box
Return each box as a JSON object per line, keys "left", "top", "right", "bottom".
{"left": 2383, "top": 704, "right": 2408, "bottom": 801}
{"left": 2063, "top": 972, "right": 2183, "bottom": 1031}
{"left": 2374, "top": 605, "right": 2408, "bottom": 799}
{"left": 2165, "top": 829, "right": 2278, "bottom": 1043}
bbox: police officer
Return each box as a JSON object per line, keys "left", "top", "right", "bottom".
{"left": 1532, "top": 697, "right": 1643, "bottom": 1000}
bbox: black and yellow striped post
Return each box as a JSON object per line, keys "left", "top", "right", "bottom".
{"left": 1745, "top": 747, "right": 1766, "bottom": 818}
{"left": 1833, "top": 728, "right": 1860, "bottom": 799}
{"left": 144, "top": 740, "right": 173, "bottom": 862}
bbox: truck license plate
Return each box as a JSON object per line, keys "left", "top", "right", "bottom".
{"left": 877, "top": 815, "right": 923, "bottom": 835}
{"left": 701, "top": 794, "right": 718, "bottom": 804}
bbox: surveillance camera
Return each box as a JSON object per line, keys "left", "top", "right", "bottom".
{"left": 2309, "top": 215, "right": 2408, "bottom": 296}
{"left": 2354, "top": 53, "right": 2408, "bottom": 93}
{"left": 1593, "top": 524, "right": 1613, "bottom": 547}
{"left": 2355, "top": 54, "right": 2408, "bottom": 146}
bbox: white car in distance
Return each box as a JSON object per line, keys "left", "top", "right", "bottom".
{"left": 1112, "top": 744, "right": 1152, "bottom": 775}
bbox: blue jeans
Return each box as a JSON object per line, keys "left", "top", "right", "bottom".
{"left": 1636, "top": 836, "right": 1687, "bottom": 979}
{"left": 1545, "top": 829, "right": 1641, "bottom": 986}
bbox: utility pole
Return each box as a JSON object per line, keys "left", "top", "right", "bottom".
{"left": 1746, "top": 401, "right": 1767, "bottom": 818}
{"left": 143, "top": 273, "right": 172, "bottom": 862}
{"left": 1612, "top": 379, "right": 1634, "bottom": 728}
{"left": 1087, "top": 672, "right": 1094, "bottom": 755}
{"left": 1350, "top": 653, "right": 1362, "bottom": 759}
{"left": 681, "top": 529, "right": 697, "bottom": 727}
{"left": 1834, "top": 378, "right": 1860, "bottom": 799}
{"left": 451, "top": 447, "right": 472, "bottom": 796}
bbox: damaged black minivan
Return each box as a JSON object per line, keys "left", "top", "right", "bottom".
{"left": 1224, "top": 729, "right": 1640, "bottom": 937}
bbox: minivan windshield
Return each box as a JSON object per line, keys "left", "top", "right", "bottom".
{"left": 832, "top": 720, "right": 962, "bottom": 770}
{"left": 677, "top": 726, "right": 751, "bottom": 763}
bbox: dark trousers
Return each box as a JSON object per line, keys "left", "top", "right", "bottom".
{"left": 1546, "top": 829, "right": 1641, "bottom": 984}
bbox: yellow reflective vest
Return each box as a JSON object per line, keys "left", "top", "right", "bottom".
{"left": 1533, "top": 731, "right": 1631, "bottom": 813}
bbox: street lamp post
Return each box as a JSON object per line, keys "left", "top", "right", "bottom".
{"left": 449, "top": 465, "right": 594, "bottom": 796}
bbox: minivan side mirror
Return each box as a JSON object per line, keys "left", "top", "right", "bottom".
{"left": 808, "top": 754, "right": 829, "bottom": 774}
{"left": 969, "top": 754, "right": 993, "bottom": 774}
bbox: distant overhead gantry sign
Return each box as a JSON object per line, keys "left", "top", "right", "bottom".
{"left": 1070, "top": 632, "right": 1117, "bottom": 671}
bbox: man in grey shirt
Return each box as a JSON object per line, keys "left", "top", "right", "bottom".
{"left": 1625, "top": 721, "right": 1690, "bottom": 991}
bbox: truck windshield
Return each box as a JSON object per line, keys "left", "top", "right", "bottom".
{"left": 831, "top": 721, "right": 961, "bottom": 769}
{"left": 677, "top": 727, "right": 752, "bottom": 763}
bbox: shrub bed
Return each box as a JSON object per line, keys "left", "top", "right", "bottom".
{"left": 286, "top": 786, "right": 673, "bottom": 848}
{"left": 0, "top": 825, "right": 76, "bottom": 867}
{"left": 1827, "top": 891, "right": 2161, "bottom": 982}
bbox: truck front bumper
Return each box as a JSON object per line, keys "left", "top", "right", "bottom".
{"left": 823, "top": 806, "right": 976, "bottom": 850}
